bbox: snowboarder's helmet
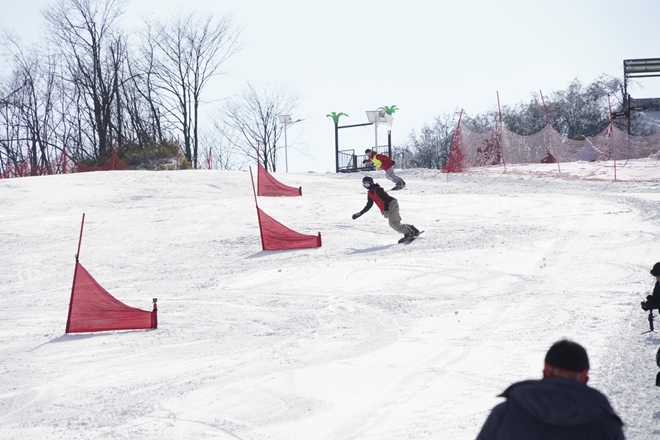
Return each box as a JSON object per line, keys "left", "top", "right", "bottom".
{"left": 365, "top": 149, "right": 372, "bottom": 154}
{"left": 362, "top": 176, "right": 374, "bottom": 188}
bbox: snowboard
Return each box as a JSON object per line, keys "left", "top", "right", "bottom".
{"left": 398, "top": 230, "right": 424, "bottom": 244}
{"left": 390, "top": 186, "right": 406, "bottom": 191}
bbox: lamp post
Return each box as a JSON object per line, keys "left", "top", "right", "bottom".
{"left": 366, "top": 110, "right": 394, "bottom": 157}
{"left": 278, "top": 114, "right": 302, "bottom": 172}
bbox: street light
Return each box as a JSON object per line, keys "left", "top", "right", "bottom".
{"left": 365, "top": 110, "right": 393, "bottom": 152}
{"left": 278, "top": 114, "right": 302, "bottom": 172}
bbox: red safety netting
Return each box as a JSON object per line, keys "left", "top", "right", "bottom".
{"left": 98, "top": 153, "right": 132, "bottom": 171}
{"left": 257, "top": 162, "right": 301, "bottom": 196}
{"left": 64, "top": 152, "right": 131, "bottom": 173}
{"left": 443, "top": 117, "right": 660, "bottom": 179}
{"left": 66, "top": 262, "right": 157, "bottom": 333}
{"left": 1, "top": 160, "right": 57, "bottom": 178}
{"left": 2, "top": 151, "right": 130, "bottom": 178}
{"left": 257, "top": 207, "right": 321, "bottom": 251}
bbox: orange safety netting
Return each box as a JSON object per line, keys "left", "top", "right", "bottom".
{"left": 257, "top": 162, "right": 302, "bottom": 196}
{"left": 256, "top": 207, "right": 321, "bottom": 251}
{"left": 66, "top": 262, "right": 157, "bottom": 333}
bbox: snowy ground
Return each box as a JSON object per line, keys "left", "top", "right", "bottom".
{"left": 1, "top": 160, "right": 660, "bottom": 439}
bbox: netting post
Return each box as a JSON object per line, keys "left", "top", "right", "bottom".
{"left": 62, "top": 136, "right": 67, "bottom": 175}
{"left": 151, "top": 298, "right": 158, "bottom": 329}
{"left": 609, "top": 122, "right": 617, "bottom": 181}
{"left": 605, "top": 94, "right": 617, "bottom": 181}
{"left": 66, "top": 213, "right": 86, "bottom": 333}
{"left": 540, "top": 91, "right": 561, "bottom": 174}
{"left": 249, "top": 166, "right": 266, "bottom": 250}
{"left": 496, "top": 91, "right": 507, "bottom": 173}
{"left": 110, "top": 136, "right": 117, "bottom": 171}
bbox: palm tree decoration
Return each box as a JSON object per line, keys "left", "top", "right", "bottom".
{"left": 326, "top": 112, "right": 349, "bottom": 124}
{"left": 378, "top": 105, "right": 398, "bottom": 116}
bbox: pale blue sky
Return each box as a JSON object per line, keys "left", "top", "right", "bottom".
{"left": 3, "top": 0, "right": 660, "bottom": 172}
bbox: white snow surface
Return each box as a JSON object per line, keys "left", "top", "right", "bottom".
{"left": 2, "top": 161, "right": 660, "bottom": 439}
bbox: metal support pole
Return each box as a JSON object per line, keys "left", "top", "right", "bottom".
{"left": 388, "top": 130, "right": 392, "bottom": 158}
{"left": 334, "top": 123, "right": 339, "bottom": 173}
{"left": 627, "top": 94, "right": 631, "bottom": 135}
{"left": 284, "top": 121, "right": 289, "bottom": 173}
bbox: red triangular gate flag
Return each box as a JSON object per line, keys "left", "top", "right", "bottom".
{"left": 257, "top": 207, "right": 321, "bottom": 251}
{"left": 442, "top": 110, "right": 467, "bottom": 173}
{"left": 257, "top": 162, "right": 301, "bottom": 196}
{"left": 66, "top": 262, "right": 157, "bottom": 333}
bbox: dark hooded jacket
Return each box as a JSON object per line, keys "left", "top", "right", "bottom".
{"left": 476, "top": 378, "right": 624, "bottom": 440}
{"left": 648, "top": 281, "right": 660, "bottom": 308}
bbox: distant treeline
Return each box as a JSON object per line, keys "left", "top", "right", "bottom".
{"left": 0, "top": 0, "right": 243, "bottom": 172}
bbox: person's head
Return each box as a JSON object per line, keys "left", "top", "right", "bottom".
{"left": 543, "top": 339, "right": 590, "bottom": 383}
{"left": 651, "top": 262, "right": 660, "bottom": 280}
{"left": 365, "top": 149, "right": 374, "bottom": 156}
{"left": 362, "top": 176, "right": 374, "bottom": 189}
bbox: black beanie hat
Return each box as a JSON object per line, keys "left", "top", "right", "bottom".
{"left": 362, "top": 176, "right": 374, "bottom": 185}
{"left": 651, "top": 262, "right": 660, "bottom": 277}
{"left": 545, "top": 340, "right": 589, "bottom": 372}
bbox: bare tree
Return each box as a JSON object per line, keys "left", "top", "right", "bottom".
{"left": 219, "top": 81, "right": 300, "bottom": 172}
{"left": 125, "top": 34, "right": 171, "bottom": 146}
{"left": 0, "top": 32, "right": 62, "bottom": 173}
{"left": 43, "top": 0, "right": 128, "bottom": 160}
{"left": 199, "top": 125, "right": 245, "bottom": 170}
{"left": 0, "top": 73, "right": 25, "bottom": 170}
{"left": 500, "top": 95, "right": 547, "bottom": 135}
{"left": 547, "top": 78, "right": 612, "bottom": 138}
{"left": 146, "top": 11, "right": 241, "bottom": 168}
{"left": 402, "top": 112, "right": 457, "bottom": 169}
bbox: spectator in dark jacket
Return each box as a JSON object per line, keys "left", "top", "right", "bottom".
{"left": 476, "top": 339, "right": 624, "bottom": 440}
{"left": 641, "top": 262, "right": 660, "bottom": 311}
{"left": 352, "top": 176, "right": 419, "bottom": 239}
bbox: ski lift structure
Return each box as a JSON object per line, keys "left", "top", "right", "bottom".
{"left": 621, "top": 58, "right": 660, "bottom": 134}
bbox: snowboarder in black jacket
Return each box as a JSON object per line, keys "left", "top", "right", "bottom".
{"left": 476, "top": 339, "right": 624, "bottom": 440}
{"left": 352, "top": 176, "right": 419, "bottom": 238}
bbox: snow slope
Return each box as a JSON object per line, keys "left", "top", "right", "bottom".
{"left": 1, "top": 162, "right": 660, "bottom": 439}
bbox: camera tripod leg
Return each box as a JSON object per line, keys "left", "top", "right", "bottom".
{"left": 642, "top": 309, "right": 657, "bottom": 334}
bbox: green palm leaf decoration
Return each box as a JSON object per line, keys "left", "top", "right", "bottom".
{"left": 378, "top": 105, "right": 399, "bottom": 116}
{"left": 326, "top": 112, "right": 348, "bottom": 124}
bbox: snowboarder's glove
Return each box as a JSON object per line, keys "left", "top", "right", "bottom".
{"left": 352, "top": 212, "right": 362, "bottom": 220}
{"left": 362, "top": 159, "right": 368, "bottom": 164}
{"left": 391, "top": 160, "right": 395, "bottom": 165}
